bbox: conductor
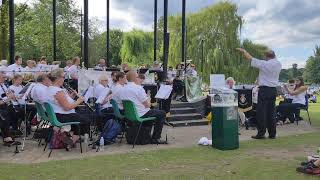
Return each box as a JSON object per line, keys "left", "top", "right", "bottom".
{"left": 237, "top": 48, "right": 282, "bottom": 139}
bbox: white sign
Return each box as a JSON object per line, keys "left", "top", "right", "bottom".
{"left": 210, "top": 74, "right": 225, "bottom": 88}
{"left": 78, "top": 69, "right": 111, "bottom": 95}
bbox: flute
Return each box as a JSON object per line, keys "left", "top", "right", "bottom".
{"left": 63, "top": 82, "right": 95, "bottom": 112}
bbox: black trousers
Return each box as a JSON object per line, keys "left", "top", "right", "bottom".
{"left": 0, "top": 109, "right": 11, "bottom": 138}
{"left": 55, "top": 113, "right": 91, "bottom": 135}
{"left": 141, "top": 109, "right": 165, "bottom": 140}
{"left": 256, "top": 86, "right": 277, "bottom": 137}
{"left": 276, "top": 103, "right": 304, "bottom": 122}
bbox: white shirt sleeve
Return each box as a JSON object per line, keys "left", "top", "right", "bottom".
{"left": 251, "top": 58, "right": 267, "bottom": 69}
{"left": 137, "top": 86, "right": 148, "bottom": 103}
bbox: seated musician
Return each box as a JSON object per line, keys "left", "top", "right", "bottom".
{"left": 31, "top": 73, "right": 52, "bottom": 103}
{"left": 67, "top": 56, "right": 81, "bottom": 90}
{"left": 39, "top": 56, "right": 47, "bottom": 65}
{"left": 47, "top": 69, "right": 89, "bottom": 143}
{"left": 172, "top": 63, "right": 185, "bottom": 100}
{"left": 94, "top": 58, "right": 108, "bottom": 71}
{"left": 95, "top": 75, "right": 113, "bottom": 116}
{"left": 282, "top": 79, "right": 295, "bottom": 103}
{"left": 6, "top": 55, "right": 24, "bottom": 80}
{"left": 9, "top": 74, "right": 37, "bottom": 134}
{"left": 24, "top": 60, "right": 37, "bottom": 75}
{"left": 0, "top": 72, "right": 21, "bottom": 146}
{"left": 276, "top": 76, "right": 307, "bottom": 123}
{"left": 226, "top": 77, "right": 247, "bottom": 125}
{"left": 120, "top": 70, "right": 166, "bottom": 144}
{"left": 111, "top": 72, "right": 127, "bottom": 111}
{"left": 109, "top": 71, "right": 117, "bottom": 89}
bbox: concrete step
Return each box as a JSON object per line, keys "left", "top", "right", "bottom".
{"left": 170, "top": 119, "right": 209, "bottom": 127}
{"left": 168, "top": 113, "right": 203, "bottom": 122}
{"left": 170, "top": 107, "right": 197, "bottom": 114}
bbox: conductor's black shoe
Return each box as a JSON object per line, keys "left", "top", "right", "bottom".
{"left": 151, "top": 139, "right": 168, "bottom": 144}
{"left": 251, "top": 135, "right": 266, "bottom": 139}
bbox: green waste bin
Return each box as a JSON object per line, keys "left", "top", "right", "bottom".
{"left": 210, "top": 89, "right": 239, "bottom": 150}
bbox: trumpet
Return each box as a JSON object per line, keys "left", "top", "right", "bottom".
{"left": 63, "top": 82, "right": 95, "bottom": 112}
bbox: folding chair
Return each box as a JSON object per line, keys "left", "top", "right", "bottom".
{"left": 294, "top": 95, "right": 311, "bottom": 125}
{"left": 110, "top": 99, "right": 126, "bottom": 143}
{"left": 122, "top": 100, "right": 156, "bottom": 148}
{"left": 43, "top": 102, "right": 82, "bottom": 157}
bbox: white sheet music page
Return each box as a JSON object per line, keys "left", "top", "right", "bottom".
{"left": 155, "top": 84, "right": 173, "bottom": 100}
{"left": 96, "top": 88, "right": 111, "bottom": 104}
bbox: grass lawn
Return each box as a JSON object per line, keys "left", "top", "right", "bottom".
{"left": 0, "top": 103, "right": 319, "bottom": 180}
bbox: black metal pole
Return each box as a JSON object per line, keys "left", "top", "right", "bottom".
{"left": 106, "top": 0, "right": 110, "bottom": 65}
{"left": 182, "top": 0, "right": 186, "bottom": 69}
{"left": 163, "top": 0, "right": 168, "bottom": 79}
{"left": 80, "top": 13, "right": 83, "bottom": 59}
{"left": 83, "top": 0, "right": 89, "bottom": 68}
{"left": 9, "top": 0, "right": 14, "bottom": 64}
{"left": 53, "top": 0, "right": 57, "bottom": 61}
{"left": 153, "top": 0, "right": 157, "bottom": 62}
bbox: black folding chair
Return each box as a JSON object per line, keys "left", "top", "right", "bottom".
{"left": 294, "top": 95, "right": 311, "bottom": 125}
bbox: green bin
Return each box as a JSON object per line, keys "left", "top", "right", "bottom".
{"left": 210, "top": 90, "right": 239, "bottom": 150}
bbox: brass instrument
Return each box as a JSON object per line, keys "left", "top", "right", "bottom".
{"left": 63, "top": 82, "right": 95, "bottom": 112}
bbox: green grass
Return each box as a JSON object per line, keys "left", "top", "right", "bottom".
{"left": 0, "top": 103, "right": 320, "bottom": 180}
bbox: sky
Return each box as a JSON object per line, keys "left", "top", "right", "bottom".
{"left": 15, "top": 0, "right": 320, "bottom": 69}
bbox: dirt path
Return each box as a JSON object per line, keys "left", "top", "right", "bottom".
{"left": 0, "top": 121, "right": 317, "bottom": 164}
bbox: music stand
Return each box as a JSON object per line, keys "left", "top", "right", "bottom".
{"left": 18, "top": 83, "right": 36, "bottom": 151}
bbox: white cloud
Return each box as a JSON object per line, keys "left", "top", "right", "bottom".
{"left": 278, "top": 56, "right": 306, "bottom": 69}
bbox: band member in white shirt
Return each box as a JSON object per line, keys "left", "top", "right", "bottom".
{"left": 120, "top": 70, "right": 166, "bottom": 144}
{"left": 94, "top": 58, "right": 108, "bottom": 71}
{"left": 0, "top": 72, "right": 21, "bottom": 146}
{"left": 64, "top": 60, "right": 72, "bottom": 72}
{"left": 237, "top": 48, "right": 281, "bottom": 139}
{"left": 167, "top": 66, "right": 176, "bottom": 81}
{"left": 24, "top": 60, "right": 37, "bottom": 78}
{"left": 67, "top": 57, "right": 81, "bottom": 90}
{"left": 47, "top": 69, "right": 89, "bottom": 143}
{"left": 111, "top": 72, "right": 127, "bottom": 111}
{"left": 31, "top": 73, "right": 52, "bottom": 103}
{"left": 277, "top": 76, "right": 307, "bottom": 123}
{"left": 6, "top": 55, "right": 24, "bottom": 79}
{"left": 226, "top": 77, "right": 236, "bottom": 89}
{"left": 9, "top": 74, "right": 37, "bottom": 135}
{"left": 109, "top": 71, "right": 117, "bottom": 89}
{"left": 95, "top": 75, "right": 112, "bottom": 114}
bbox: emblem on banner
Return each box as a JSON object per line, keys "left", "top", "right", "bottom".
{"left": 239, "top": 94, "right": 247, "bottom": 106}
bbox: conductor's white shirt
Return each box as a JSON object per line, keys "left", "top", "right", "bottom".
{"left": 120, "top": 82, "right": 150, "bottom": 117}
{"left": 251, "top": 58, "right": 282, "bottom": 87}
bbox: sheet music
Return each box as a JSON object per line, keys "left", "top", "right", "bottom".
{"left": 155, "top": 84, "right": 173, "bottom": 100}
{"left": 83, "top": 86, "right": 94, "bottom": 102}
{"left": 21, "top": 83, "right": 36, "bottom": 103}
{"left": 96, "top": 88, "right": 111, "bottom": 104}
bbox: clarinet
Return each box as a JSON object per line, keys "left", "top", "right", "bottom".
{"left": 63, "top": 82, "right": 95, "bottom": 112}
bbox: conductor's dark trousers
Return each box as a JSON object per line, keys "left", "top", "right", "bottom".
{"left": 256, "top": 86, "right": 277, "bottom": 137}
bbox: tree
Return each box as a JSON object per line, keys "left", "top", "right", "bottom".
{"left": 303, "top": 46, "right": 320, "bottom": 84}
{"left": 0, "top": 0, "right": 8, "bottom": 60}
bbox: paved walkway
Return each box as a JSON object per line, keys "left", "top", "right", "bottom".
{"left": 0, "top": 121, "right": 317, "bottom": 164}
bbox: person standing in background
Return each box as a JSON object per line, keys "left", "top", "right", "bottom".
{"left": 237, "top": 48, "right": 282, "bottom": 139}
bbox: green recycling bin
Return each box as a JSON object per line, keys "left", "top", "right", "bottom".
{"left": 210, "top": 88, "right": 239, "bottom": 150}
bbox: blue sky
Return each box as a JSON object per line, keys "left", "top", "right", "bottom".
{"left": 16, "top": 0, "right": 320, "bottom": 69}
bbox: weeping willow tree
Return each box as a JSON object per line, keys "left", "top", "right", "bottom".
{"left": 120, "top": 29, "right": 154, "bottom": 67}
{"left": 162, "top": 1, "right": 268, "bottom": 84}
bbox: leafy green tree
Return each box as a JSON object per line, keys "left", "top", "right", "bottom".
{"left": 0, "top": 0, "right": 9, "bottom": 60}
{"left": 303, "top": 46, "right": 320, "bottom": 84}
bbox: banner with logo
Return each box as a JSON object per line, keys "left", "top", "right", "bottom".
{"left": 234, "top": 89, "right": 252, "bottom": 112}
{"left": 185, "top": 76, "right": 203, "bottom": 102}
{"left": 78, "top": 69, "right": 112, "bottom": 95}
